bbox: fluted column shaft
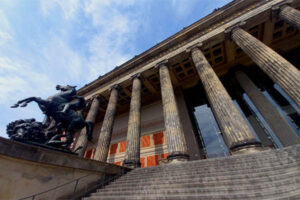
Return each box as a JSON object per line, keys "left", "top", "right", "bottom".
{"left": 191, "top": 47, "right": 261, "bottom": 153}
{"left": 159, "top": 63, "right": 189, "bottom": 161}
{"left": 279, "top": 5, "right": 300, "bottom": 30}
{"left": 75, "top": 96, "right": 100, "bottom": 156}
{"left": 123, "top": 76, "right": 142, "bottom": 168}
{"left": 232, "top": 27, "right": 300, "bottom": 107}
{"left": 94, "top": 86, "right": 119, "bottom": 162}
{"left": 235, "top": 71, "right": 300, "bottom": 146}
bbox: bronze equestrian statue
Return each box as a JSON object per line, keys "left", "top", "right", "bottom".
{"left": 9, "top": 85, "right": 93, "bottom": 152}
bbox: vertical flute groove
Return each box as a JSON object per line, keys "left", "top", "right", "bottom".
{"left": 124, "top": 77, "right": 142, "bottom": 168}
{"left": 94, "top": 87, "right": 119, "bottom": 162}
{"left": 191, "top": 47, "right": 261, "bottom": 152}
{"left": 232, "top": 27, "right": 300, "bottom": 107}
{"left": 279, "top": 5, "right": 300, "bottom": 30}
{"left": 159, "top": 64, "right": 188, "bottom": 160}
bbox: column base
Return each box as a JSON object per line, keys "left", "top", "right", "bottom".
{"left": 122, "top": 159, "right": 141, "bottom": 169}
{"left": 231, "top": 142, "right": 265, "bottom": 155}
{"left": 167, "top": 151, "right": 189, "bottom": 163}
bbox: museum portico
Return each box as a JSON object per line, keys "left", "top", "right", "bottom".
{"left": 2, "top": 0, "right": 300, "bottom": 199}
{"left": 74, "top": 0, "right": 300, "bottom": 169}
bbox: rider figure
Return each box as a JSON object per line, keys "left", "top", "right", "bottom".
{"left": 55, "top": 85, "right": 85, "bottom": 114}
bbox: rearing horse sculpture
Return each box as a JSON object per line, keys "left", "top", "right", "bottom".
{"left": 11, "top": 85, "right": 93, "bottom": 147}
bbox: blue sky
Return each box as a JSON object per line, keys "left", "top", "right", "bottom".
{"left": 0, "top": 0, "right": 232, "bottom": 137}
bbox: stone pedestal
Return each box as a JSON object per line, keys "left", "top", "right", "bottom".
{"left": 235, "top": 71, "right": 300, "bottom": 146}
{"left": 123, "top": 76, "right": 142, "bottom": 168}
{"left": 94, "top": 86, "right": 119, "bottom": 162}
{"left": 75, "top": 95, "right": 101, "bottom": 156}
{"left": 158, "top": 62, "right": 189, "bottom": 162}
{"left": 190, "top": 47, "right": 261, "bottom": 154}
{"left": 231, "top": 27, "right": 300, "bottom": 107}
{"left": 279, "top": 5, "right": 300, "bottom": 30}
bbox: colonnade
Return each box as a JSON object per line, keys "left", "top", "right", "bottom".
{"left": 75, "top": 3, "right": 300, "bottom": 167}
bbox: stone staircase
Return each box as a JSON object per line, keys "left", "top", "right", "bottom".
{"left": 84, "top": 145, "right": 300, "bottom": 200}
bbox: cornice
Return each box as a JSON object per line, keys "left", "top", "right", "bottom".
{"left": 78, "top": 0, "right": 272, "bottom": 97}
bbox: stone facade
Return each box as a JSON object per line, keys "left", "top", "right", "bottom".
{"left": 75, "top": 0, "right": 300, "bottom": 168}
{"left": 4, "top": 1, "right": 300, "bottom": 199}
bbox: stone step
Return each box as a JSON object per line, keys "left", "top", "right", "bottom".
{"left": 129, "top": 157, "right": 300, "bottom": 176}
{"left": 84, "top": 186, "right": 300, "bottom": 200}
{"left": 111, "top": 167, "right": 300, "bottom": 185}
{"left": 97, "top": 176, "right": 300, "bottom": 194}
{"left": 107, "top": 170, "right": 300, "bottom": 188}
{"left": 130, "top": 158, "right": 299, "bottom": 176}
{"left": 83, "top": 145, "right": 300, "bottom": 200}
{"left": 95, "top": 183, "right": 300, "bottom": 196}
{"left": 130, "top": 150, "right": 300, "bottom": 174}
{"left": 118, "top": 160, "right": 300, "bottom": 180}
{"left": 103, "top": 167, "right": 300, "bottom": 191}
{"left": 117, "top": 165, "right": 299, "bottom": 184}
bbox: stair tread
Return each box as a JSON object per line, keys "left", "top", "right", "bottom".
{"left": 84, "top": 189, "right": 300, "bottom": 200}
{"left": 82, "top": 145, "right": 300, "bottom": 200}
{"left": 109, "top": 170, "right": 300, "bottom": 186}
{"left": 99, "top": 176, "right": 300, "bottom": 192}
{"left": 117, "top": 163, "right": 300, "bottom": 180}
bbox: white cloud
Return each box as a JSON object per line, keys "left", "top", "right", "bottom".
{"left": 0, "top": 10, "right": 13, "bottom": 46}
{"left": 41, "top": 36, "right": 84, "bottom": 83}
{"left": 81, "top": 0, "right": 142, "bottom": 80}
{"left": 40, "top": 0, "right": 80, "bottom": 20}
{"left": 0, "top": 56, "right": 54, "bottom": 104}
{"left": 171, "top": 0, "right": 198, "bottom": 19}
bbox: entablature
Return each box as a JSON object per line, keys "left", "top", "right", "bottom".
{"left": 79, "top": 0, "right": 300, "bottom": 116}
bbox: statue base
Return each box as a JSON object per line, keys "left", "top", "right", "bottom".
{"left": 17, "top": 140, "right": 77, "bottom": 155}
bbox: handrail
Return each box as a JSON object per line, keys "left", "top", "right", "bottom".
{"left": 18, "top": 168, "right": 127, "bottom": 200}
{"left": 79, "top": 168, "right": 126, "bottom": 199}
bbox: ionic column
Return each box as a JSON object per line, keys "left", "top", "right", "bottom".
{"left": 279, "top": 5, "right": 300, "bottom": 30}
{"left": 123, "top": 75, "right": 142, "bottom": 168}
{"left": 158, "top": 61, "right": 189, "bottom": 162}
{"left": 75, "top": 95, "right": 101, "bottom": 156}
{"left": 235, "top": 71, "right": 300, "bottom": 146}
{"left": 231, "top": 27, "right": 300, "bottom": 107}
{"left": 94, "top": 85, "right": 119, "bottom": 162}
{"left": 190, "top": 46, "right": 262, "bottom": 154}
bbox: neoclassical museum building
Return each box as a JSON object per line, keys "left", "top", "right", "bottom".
{"left": 74, "top": 0, "right": 300, "bottom": 168}
{"left": 2, "top": 0, "right": 300, "bottom": 199}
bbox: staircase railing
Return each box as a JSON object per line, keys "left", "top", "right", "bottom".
{"left": 19, "top": 168, "right": 128, "bottom": 200}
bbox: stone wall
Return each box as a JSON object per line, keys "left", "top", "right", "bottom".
{"left": 0, "top": 137, "right": 126, "bottom": 200}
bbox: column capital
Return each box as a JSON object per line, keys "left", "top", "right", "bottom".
{"left": 272, "top": 0, "right": 293, "bottom": 11}
{"left": 155, "top": 59, "right": 168, "bottom": 69}
{"left": 131, "top": 73, "right": 144, "bottom": 82}
{"left": 110, "top": 84, "right": 122, "bottom": 92}
{"left": 186, "top": 42, "right": 203, "bottom": 53}
{"left": 271, "top": 0, "right": 293, "bottom": 21}
{"left": 91, "top": 93, "right": 103, "bottom": 101}
{"left": 85, "top": 98, "right": 93, "bottom": 104}
{"left": 224, "top": 21, "right": 246, "bottom": 40}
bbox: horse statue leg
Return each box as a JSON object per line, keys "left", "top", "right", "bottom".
{"left": 11, "top": 97, "right": 38, "bottom": 108}
{"left": 61, "top": 116, "right": 94, "bottom": 146}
